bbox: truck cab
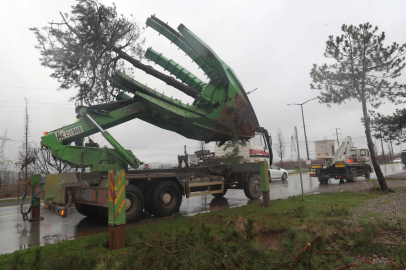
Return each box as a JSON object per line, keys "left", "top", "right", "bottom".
{"left": 401, "top": 150, "right": 406, "bottom": 165}
{"left": 349, "top": 148, "right": 373, "bottom": 170}
{"left": 214, "top": 132, "right": 270, "bottom": 166}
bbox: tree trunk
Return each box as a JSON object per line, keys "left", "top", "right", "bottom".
{"left": 361, "top": 98, "right": 388, "bottom": 191}
{"left": 112, "top": 47, "right": 200, "bottom": 99}
{"left": 380, "top": 131, "right": 385, "bottom": 163}
{"left": 390, "top": 140, "right": 395, "bottom": 159}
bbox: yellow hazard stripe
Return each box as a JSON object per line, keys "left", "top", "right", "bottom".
{"left": 115, "top": 185, "right": 125, "bottom": 205}
{"left": 114, "top": 171, "right": 125, "bottom": 191}
{"left": 116, "top": 198, "right": 126, "bottom": 217}
{"left": 109, "top": 171, "right": 114, "bottom": 202}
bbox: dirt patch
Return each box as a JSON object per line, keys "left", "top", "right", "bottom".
{"left": 256, "top": 230, "right": 284, "bottom": 249}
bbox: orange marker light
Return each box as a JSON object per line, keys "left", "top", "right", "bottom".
{"left": 43, "top": 131, "right": 48, "bottom": 135}
{"left": 60, "top": 209, "right": 65, "bottom": 216}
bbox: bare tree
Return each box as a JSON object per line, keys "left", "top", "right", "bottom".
{"left": 274, "top": 129, "right": 286, "bottom": 168}
{"left": 158, "top": 163, "right": 173, "bottom": 169}
{"left": 31, "top": 144, "right": 74, "bottom": 174}
{"left": 198, "top": 141, "right": 206, "bottom": 152}
{"left": 17, "top": 97, "right": 36, "bottom": 182}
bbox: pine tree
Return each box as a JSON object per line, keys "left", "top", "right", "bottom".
{"left": 310, "top": 23, "right": 406, "bottom": 191}
{"left": 30, "top": 0, "right": 196, "bottom": 104}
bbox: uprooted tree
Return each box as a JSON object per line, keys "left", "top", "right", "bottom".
{"left": 30, "top": 0, "right": 197, "bottom": 104}
{"left": 310, "top": 23, "right": 406, "bottom": 191}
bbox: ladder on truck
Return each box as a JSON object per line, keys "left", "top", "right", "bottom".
{"left": 331, "top": 136, "right": 352, "bottom": 165}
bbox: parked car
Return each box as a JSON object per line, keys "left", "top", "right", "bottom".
{"left": 269, "top": 164, "right": 288, "bottom": 180}
{"left": 393, "top": 158, "right": 402, "bottom": 163}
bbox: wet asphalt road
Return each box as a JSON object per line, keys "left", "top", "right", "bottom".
{"left": 0, "top": 163, "right": 404, "bottom": 255}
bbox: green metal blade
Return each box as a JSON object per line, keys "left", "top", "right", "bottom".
{"left": 145, "top": 48, "right": 207, "bottom": 93}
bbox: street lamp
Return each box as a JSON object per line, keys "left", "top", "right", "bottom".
{"left": 287, "top": 97, "right": 318, "bottom": 162}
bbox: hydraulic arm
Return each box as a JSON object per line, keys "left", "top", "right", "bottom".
{"left": 41, "top": 15, "right": 262, "bottom": 172}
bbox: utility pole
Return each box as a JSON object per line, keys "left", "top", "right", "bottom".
{"left": 290, "top": 133, "right": 297, "bottom": 160}
{"left": 0, "top": 130, "right": 9, "bottom": 188}
{"left": 390, "top": 139, "right": 395, "bottom": 159}
{"left": 294, "top": 126, "right": 304, "bottom": 201}
{"left": 287, "top": 97, "right": 317, "bottom": 162}
{"left": 334, "top": 128, "right": 341, "bottom": 146}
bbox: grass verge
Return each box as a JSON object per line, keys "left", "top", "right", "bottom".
{"left": 0, "top": 197, "right": 30, "bottom": 204}
{"left": 290, "top": 168, "right": 310, "bottom": 174}
{"left": 1, "top": 190, "right": 406, "bottom": 269}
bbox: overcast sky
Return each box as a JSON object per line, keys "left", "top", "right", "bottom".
{"left": 1, "top": 0, "right": 405, "bottom": 168}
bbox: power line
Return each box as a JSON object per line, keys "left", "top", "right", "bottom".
{"left": 0, "top": 106, "right": 73, "bottom": 109}
{"left": 0, "top": 85, "right": 73, "bottom": 91}
{"left": 0, "top": 101, "right": 73, "bottom": 105}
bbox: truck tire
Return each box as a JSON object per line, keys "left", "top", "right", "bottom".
{"left": 97, "top": 206, "right": 108, "bottom": 221}
{"left": 212, "top": 185, "right": 228, "bottom": 198}
{"left": 318, "top": 176, "right": 329, "bottom": 184}
{"left": 364, "top": 168, "right": 371, "bottom": 179}
{"left": 346, "top": 170, "right": 357, "bottom": 183}
{"left": 75, "top": 203, "right": 99, "bottom": 218}
{"left": 150, "top": 181, "right": 182, "bottom": 217}
{"left": 244, "top": 174, "right": 262, "bottom": 200}
{"left": 95, "top": 185, "right": 144, "bottom": 222}
{"left": 74, "top": 203, "right": 87, "bottom": 216}
{"left": 281, "top": 173, "right": 288, "bottom": 181}
{"left": 126, "top": 184, "right": 145, "bottom": 221}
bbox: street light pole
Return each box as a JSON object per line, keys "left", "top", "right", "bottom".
{"left": 300, "top": 105, "right": 310, "bottom": 161}
{"left": 287, "top": 97, "right": 317, "bottom": 162}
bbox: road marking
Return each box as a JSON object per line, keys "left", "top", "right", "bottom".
{"left": 0, "top": 204, "right": 31, "bottom": 209}
{"left": 0, "top": 229, "right": 16, "bottom": 234}
{"left": 0, "top": 210, "right": 48, "bottom": 218}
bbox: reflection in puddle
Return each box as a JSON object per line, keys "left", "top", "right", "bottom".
{"left": 210, "top": 197, "right": 229, "bottom": 211}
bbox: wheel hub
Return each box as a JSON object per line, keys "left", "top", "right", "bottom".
{"left": 162, "top": 193, "right": 172, "bottom": 204}
{"left": 125, "top": 198, "right": 131, "bottom": 210}
{"left": 252, "top": 180, "right": 261, "bottom": 194}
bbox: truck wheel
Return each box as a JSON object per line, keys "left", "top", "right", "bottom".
{"left": 244, "top": 174, "right": 262, "bottom": 200}
{"left": 364, "top": 168, "right": 371, "bottom": 179}
{"left": 98, "top": 206, "right": 108, "bottom": 221}
{"left": 346, "top": 170, "right": 357, "bottom": 183}
{"left": 74, "top": 203, "right": 87, "bottom": 216}
{"left": 281, "top": 173, "right": 288, "bottom": 181}
{"left": 212, "top": 185, "right": 228, "bottom": 198}
{"left": 150, "top": 181, "right": 182, "bottom": 217}
{"left": 75, "top": 203, "right": 99, "bottom": 218}
{"left": 125, "top": 184, "right": 145, "bottom": 221}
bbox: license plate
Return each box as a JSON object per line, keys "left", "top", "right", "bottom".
{"left": 322, "top": 175, "right": 330, "bottom": 178}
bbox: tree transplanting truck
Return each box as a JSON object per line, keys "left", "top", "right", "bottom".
{"left": 310, "top": 137, "right": 373, "bottom": 183}
{"left": 35, "top": 15, "right": 273, "bottom": 223}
